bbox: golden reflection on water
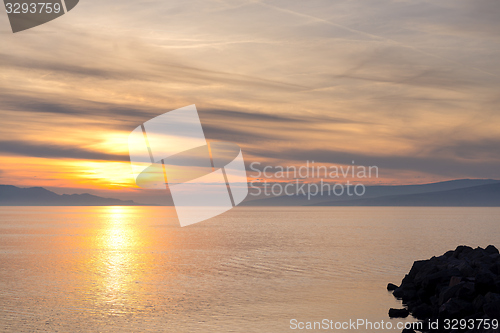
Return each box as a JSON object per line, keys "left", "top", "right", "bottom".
{"left": 98, "top": 207, "right": 141, "bottom": 304}
{"left": 76, "top": 206, "right": 176, "bottom": 313}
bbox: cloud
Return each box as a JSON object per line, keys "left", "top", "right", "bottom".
{"left": 430, "top": 139, "right": 500, "bottom": 161}
{"left": 0, "top": 140, "right": 128, "bottom": 161}
{"left": 0, "top": 0, "right": 499, "bottom": 188}
{"left": 245, "top": 147, "right": 500, "bottom": 179}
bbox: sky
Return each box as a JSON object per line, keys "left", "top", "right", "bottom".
{"left": 0, "top": 0, "right": 499, "bottom": 204}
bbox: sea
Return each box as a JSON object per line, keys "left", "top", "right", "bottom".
{"left": 1, "top": 206, "right": 499, "bottom": 332}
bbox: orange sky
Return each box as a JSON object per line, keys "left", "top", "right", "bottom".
{"left": 1, "top": 0, "right": 499, "bottom": 204}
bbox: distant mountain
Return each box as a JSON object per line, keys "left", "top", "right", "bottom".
{"left": 242, "top": 179, "right": 500, "bottom": 206}
{"left": 0, "top": 185, "right": 143, "bottom": 206}
{"left": 312, "top": 182, "right": 500, "bottom": 207}
{"left": 3, "top": 179, "right": 499, "bottom": 207}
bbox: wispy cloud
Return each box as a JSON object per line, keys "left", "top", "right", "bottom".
{"left": 0, "top": 0, "right": 499, "bottom": 194}
{"left": 0, "top": 140, "right": 128, "bottom": 161}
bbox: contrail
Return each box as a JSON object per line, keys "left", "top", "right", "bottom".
{"left": 257, "top": 1, "right": 498, "bottom": 78}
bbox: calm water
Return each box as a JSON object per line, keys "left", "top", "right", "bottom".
{"left": 1, "top": 207, "right": 499, "bottom": 332}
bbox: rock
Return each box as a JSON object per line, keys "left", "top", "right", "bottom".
{"left": 387, "top": 283, "right": 399, "bottom": 291}
{"left": 443, "top": 250, "right": 454, "bottom": 258}
{"left": 405, "top": 299, "right": 422, "bottom": 312}
{"left": 453, "top": 245, "right": 474, "bottom": 259}
{"left": 476, "top": 271, "right": 497, "bottom": 295}
{"left": 393, "top": 287, "right": 405, "bottom": 299}
{"left": 457, "top": 261, "right": 475, "bottom": 277}
{"left": 389, "top": 308, "right": 409, "bottom": 318}
{"left": 473, "top": 294, "right": 485, "bottom": 311}
{"left": 456, "top": 282, "right": 475, "bottom": 302}
{"left": 483, "top": 292, "right": 500, "bottom": 318}
{"left": 420, "top": 269, "right": 461, "bottom": 292}
{"left": 439, "top": 298, "right": 474, "bottom": 318}
{"left": 387, "top": 245, "right": 500, "bottom": 333}
{"left": 411, "top": 303, "right": 434, "bottom": 320}
{"left": 485, "top": 245, "right": 499, "bottom": 255}
{"left": 438, "top": 283, "right": 463, "bottom": 305}
{"left": 402, "top": 289, "right": 417, "bottom": 304}
{"left": 449, "top": 276, "right": 462, "bottom": 287}
{"left": 489, "top": 262, "right": 500, "bottom": 275}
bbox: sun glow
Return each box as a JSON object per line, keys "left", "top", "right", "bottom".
{"left": 0, "top": 156, "right": 136, "bottom": 190}
{"left": 76, "top": 161, "right": 136, "bottom": 189}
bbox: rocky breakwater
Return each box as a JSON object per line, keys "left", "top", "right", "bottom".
{"left": 387, "top": 245, "right": 500, "bottom": 333}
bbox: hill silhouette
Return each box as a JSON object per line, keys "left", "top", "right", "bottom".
{"left": 0, "top": 185, "right": 143, "bottom": 206}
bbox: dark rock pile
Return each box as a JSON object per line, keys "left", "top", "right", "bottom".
{"left": 387, "top": 245, "right": 500, "bottom": 332}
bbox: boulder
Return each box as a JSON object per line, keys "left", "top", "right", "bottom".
{"left": 476, "top": 270, "right": 497, "bottom": 295}
{"left": 389, "top": 308, "right": 410, "bottom": 318}
{"left": 388, "top": 245, "right": 500, "bottom": 333}
{"left": 483, "top": 292, "right": 500, "bottom": 318}
{"left": 439, "top": 298, "right": 474, "bottom": 318}
{"left": 411, "top": 303, "right": 434, "bottom": 320}
{"left": 449, "top": 276, "right": 462, "bottom": 287}
{"left": 387, "top": 283, "right": 399, "bottom": 291}
{"left": 438, "top": 283, "right": 463, "bottom": 305}
{"left": 485, "top": 245, "right": 499, "bottom": 255}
